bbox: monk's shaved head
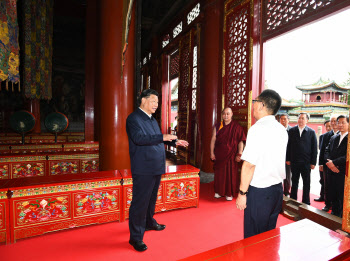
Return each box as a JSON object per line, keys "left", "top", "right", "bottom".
{"left": 222, "top": 107, "right": 233, "bottom": 114}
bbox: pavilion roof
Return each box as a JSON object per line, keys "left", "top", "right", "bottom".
{"left": 296, "top": 78, "right": 350, "bottom": 92}
{"left": 281, "top": 98, "right": 303, "bottom": 107}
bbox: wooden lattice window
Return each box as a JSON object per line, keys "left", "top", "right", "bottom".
{"left": 191, "top": 46, "right": 198, "bottom": 111}
{"left": 224, "top": 3, "right": 250, "bottom": 109}
{"left": 170, "top": 51, "right": 179, "bottom": 80}
{"left": 263, "top": 0, "right": 348, "bottom": 40}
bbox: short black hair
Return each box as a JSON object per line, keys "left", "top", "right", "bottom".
{"left": 137, "top": 89, "right": 159, "bottom": 106}
{"left": 280, "top": 113, "right": 289, "bottom": 119}
{"left": 337, "top": 115, "right": 349, "bottom": 123}
{"left": 323, "top": 120, "right": 330, "bottom": 126}
{"left": 257, "top": 89, "right": 282, "bottom": 115}
{"left": 298, "top": 112, "right": 310, "bottom": 120}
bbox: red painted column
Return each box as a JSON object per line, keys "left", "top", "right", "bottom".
{"left": 84, "top": 0, "right": 97, "bottom": 141}
{"left": 98, "top": 0, "right": 135, "bottom": 170}
{"left": 199, "top": 0, "right": 223, "bottom": 172}
{"left": 161, "top": 54, "right": 169, "bottom": 134}
{"left": 26, "top": 98, "right": 41, "bottom": 133}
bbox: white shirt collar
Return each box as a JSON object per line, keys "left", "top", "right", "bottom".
{"left": 255, "top": 115, "right": 276, "bottom": 123}
{"left": 339, "top": 132, "right": 348, "bottom": 145}
{"left": 298, "top": 125, "right": 306, "bottom": 136}
{"left": 139, "top": 107, "right": 152, "bottom": 118}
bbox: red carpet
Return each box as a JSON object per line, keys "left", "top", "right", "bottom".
{"left": 0, "top": 182, "right": 296, "bottom": 261}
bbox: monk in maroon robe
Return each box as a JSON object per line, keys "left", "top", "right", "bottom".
{"left": 210, "top": 108, "right": 246, "bottom": 200}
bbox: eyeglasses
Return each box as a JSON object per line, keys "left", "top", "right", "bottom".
{"left": 252, "top": 99, "right": 264, "bottom": 107}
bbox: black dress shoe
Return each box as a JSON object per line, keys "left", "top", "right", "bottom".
{"left": 129, "top": 240, "right": 147, "bottom": 252}
{"left": 145, "top": 224, "right": 166, "bottom": 231}
{"left": 322, "top": 206, "right": 330, "bottom": 212}
{"left": 314, "top": 197, "right": 325, "bottom": 202}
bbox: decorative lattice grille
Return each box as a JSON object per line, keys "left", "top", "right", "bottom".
{"left": 170, "top": 52, "right": 179, "bottom": 79}
{"left": 263, "top": 0, "right": 342, "bottom": 39}
{"left": 187, "top": 3, "right": 200, "bottom": 25}
{"left": 173, "top": 22, "right": 183, "bottom": 38}
{"left": 179, "top": 47, "right": 190, "bottom": 112}
{"left": 225, "top": 4, "right": 250, "bottom": 108}
{"left": 162, "top": 34, "right": 170, "bottom": 48}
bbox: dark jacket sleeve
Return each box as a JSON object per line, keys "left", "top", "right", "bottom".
{"left": 332, "top": 153, "right": 347, "bottom": 167}
{"left": 310, "top": 130, "right": 318, "bottom": 165}
{"left": 319, "top": 134, "right": 324, "bottom": 150}
{"left": 319, "top": 132, "right": 329, "bottom": 166}
{"left": 126, "top": 117, "right": 163, "bottom": 146}
{"left": 324, "top": 136, "right": 332, "bottom": 163}
{"left": 286, "top": 130, "right": 291, "bottom": 162}
{"left": 332, "top": 137, "right": 347, "bottom": 167}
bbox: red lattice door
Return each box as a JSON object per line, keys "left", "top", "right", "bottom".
{"left": 177, "top": 29, "right": 199, "bottom": 164}
{"left": 223, "top": 0, "right": 253, "bottom": 129}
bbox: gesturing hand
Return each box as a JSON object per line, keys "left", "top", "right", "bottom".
{"left": 176, "top": 140, "right": 189, "bottom": 147}
{"left": 163, "top": 134, "right": 177, "bottom": 141}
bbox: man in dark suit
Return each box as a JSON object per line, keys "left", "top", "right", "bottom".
{"left": 325, "top": 115, "right": 348, "bottom": 217}
{"left": 279, "top": 113, "right": 291, "bottom": 196}
{"left": 126, "top": 89, "right": 188, "bottom": 252}
{"left": 314, "top": 120, "right": 331, "bottom": 202}
{"left": 318, "top": 115, "right": 338, "bottom": 211}
{"left": 286, "top": 112, "right": 317, "bottom": 205}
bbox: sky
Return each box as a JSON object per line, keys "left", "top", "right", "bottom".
{"left": 264, "top": 8, "right": 350, "bottom": 101}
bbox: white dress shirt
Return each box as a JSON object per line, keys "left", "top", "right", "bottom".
{"left": 339, "top": 132, "right": 348, "bottom": 146}
{"left": 241, "top": 115, "right": 288, "bottom": 188}
{"left": 298, "top": 126, "right": 306, "bottom": 137}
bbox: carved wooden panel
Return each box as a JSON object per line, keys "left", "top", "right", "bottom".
{"left": 263, "top": 0, "right": 347, "bottom": 39}
{"left": 224, "top": 2, "right": 251, "bottom": 109}
{"left": 170, "top": 52, "right": 180, "bottom": 80}
{"left": 178, "top": 32, "right": 191, "bottom": 142}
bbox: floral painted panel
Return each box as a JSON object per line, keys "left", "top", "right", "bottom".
{"left": 81, "top": 159, "right": 99, "bottom": 173}
{"left": 50, "top": 161, "right": 78, "bottom": 175}
{"left": 74, "top": 189, "right": 119, "bottom": 217}
{"left": 12, "top": 162, "right": 45, "bottom": 178}
{"left": 0, "top": 164, "right": 9, "bottom": 179}
{"left": 166, "top": 180, "right": 197, "bottom": 201}
{"left": 125, "top": 187, "right": 132, "bottom": 210}
{"left": 0, "top": 203, "right": 4, "bottom": 229}
{"left": 16, "top": 196, "right": 69, "bottom": 226}
{"left": 125, "top": 184, "right": 163, "bottom": 209}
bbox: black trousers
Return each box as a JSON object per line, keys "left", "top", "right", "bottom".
{"left": 329, "top": 173, "right": 345, "bottom": 217}
{"left": 244, "top": 183, "right": 283, "bottom": 238}
{"left": 129, "top": 174, "right": 161, "bottom": 241}
{"left": 323, "top": 167, "right": 332, "bottom": 207}
{"left": 291, "top": 162, "right": 311, "bottom": 205}
{"left": 283, "top": 164, "right": 291, "bottom": 196}
{"left": 319, "top": 170, "right": 324, "bottom": 199}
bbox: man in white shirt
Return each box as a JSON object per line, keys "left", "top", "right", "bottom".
{"left": 324, "top": 115, "right": 349, "bottom": 217}
{"left": 236, "top": 89, "right": 288, "bottom": 238}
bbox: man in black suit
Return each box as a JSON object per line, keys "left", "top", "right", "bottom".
{"left": 286, "top": 112, "right": 317, "bottom": 205}
{"left": 279, "top": 113, "right": 291, "bottom": 196}
{"left": 314, "top": 120, "right": 331, "bottom": 202}
{"left": 318, "top": 115, "right": 338, "bottom": 211}
{"left": 325, "top": 115, "right": 348, "bottom": 217}
{"left": 126, "top": 89, "right": 188, "bottom": 251}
